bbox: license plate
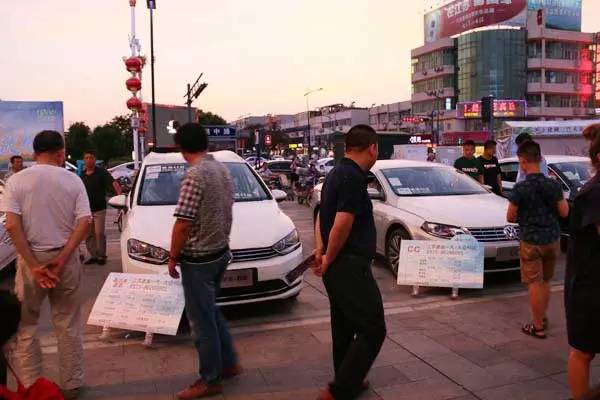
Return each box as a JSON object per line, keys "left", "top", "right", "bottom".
{"left": 496, "top": 246, "right": 520, "bottom": 262}
{"left": 221, "top": 269, "right": 254, "bottom": 289}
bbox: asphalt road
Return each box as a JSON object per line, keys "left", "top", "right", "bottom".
{"left": 0, "top": 201, "right": 567, "bottom": 341}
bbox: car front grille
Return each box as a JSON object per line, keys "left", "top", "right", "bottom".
{"left": 467, "top": 227, "right": 520, "bottom": 242}
{"left": 231, "top": 247, "right": 278, "bottom": 263}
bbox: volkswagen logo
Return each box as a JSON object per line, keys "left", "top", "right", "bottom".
{"left": 503, "top": 225, "right": 519, "bottom": 240}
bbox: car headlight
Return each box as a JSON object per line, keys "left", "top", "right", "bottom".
{"left": 421, "top": 222, "right": 467, "bottom": 239}
{"left": 272, "top": 230, "right": 301, "bottom": 255}
{"left": 127, "top": 239, "right": 169, "bottom": 265}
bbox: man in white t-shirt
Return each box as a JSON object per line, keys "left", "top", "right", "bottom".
{"left": 1, "top": 130, "right": 91, "bottom": 399}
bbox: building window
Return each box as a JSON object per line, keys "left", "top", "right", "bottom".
{"left": 528, "top": 41, "right": 542, "bottom": 58}
{"left": 526, "top": 94, "right": 542, "bottom": 107}
{"left": 412, "top": 48, "right": 456, "bottom": 74}
{"left": 545, "top": 41, "right": 584, "bottom": 60}
{"left": 527, "top": 71, "right": 541, "bottom": 83}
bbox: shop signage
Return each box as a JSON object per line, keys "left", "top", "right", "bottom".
{"left": 424, "top": 0, "right": 527, "bottom": 43}
{"left": 397, "top": 235, "right": 484, "bottom": 289}
{"left": 528, "top": 0, "right": 582, "bottom": 31}
{"left": 264, "top": 134, "right": 272, "bottom": 146}
{"left": 204, "top": 126, "right": 236, "bottom": 137}
{"left": 88, "top": 273, "right": 185, "bottom": 335}
{"left": 457, "top": 100, "right": 527, "bottom": 119}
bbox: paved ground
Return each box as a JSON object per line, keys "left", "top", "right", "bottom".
{"left": 4, "top": 202, "right": 588, "bottom": 400}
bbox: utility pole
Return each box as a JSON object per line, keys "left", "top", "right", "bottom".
{"left": 303, "top": 87, "right": 323, "bottom": 159}
{"left": 184, "top": 73, "right": 208, "bottom": 123}
{"left": 147, "top": 0, "right": 157, "bottom": 149}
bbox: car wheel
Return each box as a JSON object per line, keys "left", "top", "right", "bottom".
{"left": 385, "top": 228, "right": 410, "bottom": 276}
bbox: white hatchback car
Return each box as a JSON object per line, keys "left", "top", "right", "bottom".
{"left": 109, "top": 151, "right": 305, "bottom": 305}
{"left": 311, "top": 160, "right": 520, "bottom": 275}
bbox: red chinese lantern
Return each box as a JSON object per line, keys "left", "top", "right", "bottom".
{"left": 129, "top": 0, "right": 136, "bottom": 6}
{"left": 126, "top": 77, "right": 142, "bottom": 93}
{"left": 138, "top": 126, "right": 147, "bottom": 135}
{"left": 125, "top": 57, "right": 143, "bottom": 73}
{"left": 126, "top": 96, "right": 143, "bottom": 111}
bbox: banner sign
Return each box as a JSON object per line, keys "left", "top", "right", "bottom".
{"left": 424, "top": 0, "right": 527, "bottom": 43}
{"left": 528, "top": 0, "right": 581, "bottom": 31}
{"left": 457, "top": 100, "right": 527, "bottom": 119}
{"left": 397, "top": 235, "right": 484, "bottom": 289}
{"left": 0, "top": 101, "right": 64, "bottom": 164}
{"left": 205, "top": 125, "right": 236, "bottom": 137}
{"left": 88, "top": 273, "right": 185, "bottom": 335}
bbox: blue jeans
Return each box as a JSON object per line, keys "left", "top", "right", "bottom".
{"left": 180, "top": 252, "right": 237, "bottom": 384}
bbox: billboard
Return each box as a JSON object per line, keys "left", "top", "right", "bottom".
{"left": 146, "top": 104, "right": 196, "bottom": 149}
{"left": 424, "top": 0, "right": 527, "bottom": 43}
{"left": 528, "top": 0, "right": 581, "bottom": 31}
{"left": 457, "top": 100, "right": 528, "bottom": 119}
{"left": 0, "top": 101, "right": 64, "bottom": 164}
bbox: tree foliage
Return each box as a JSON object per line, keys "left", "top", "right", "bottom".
{"left": 198, "top": 111, "right": 227, "bottom": 126}
{"left": 65, "top": 122, "right": 92, "bottom": 160}
{"left": 90, "top": 124, "right": 123, "bottom": 165}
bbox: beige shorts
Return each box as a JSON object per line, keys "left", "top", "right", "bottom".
{"left": 520, "top": 240, "right": 560, "bottom": 284}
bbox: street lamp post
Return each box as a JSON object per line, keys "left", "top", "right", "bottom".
{"left": 303, "top": 87, "right": 323, "bottom": 159}
{"left": 147, "top": 0, "right": 157, "bottom": 150}
{"left": 426, "top": 90, "right": 445, "bottom": 145}
{"left": 183, "top": 73, "right": 207, "bottom": 123}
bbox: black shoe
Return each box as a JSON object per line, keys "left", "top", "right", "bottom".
{"left": 83, "top": 258, "right": 97, "bottom": 265}
{"left": 97, "top": 258, "right": 107, "bottom": 265}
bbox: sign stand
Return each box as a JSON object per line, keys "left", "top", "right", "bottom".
{"left": 451, "top": 287, "right": 459, "bottom": 300}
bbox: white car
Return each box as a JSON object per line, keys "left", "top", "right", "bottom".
{"left": 0, "top": 180, "right": 17, "bottom": 273}
{"left": 311, "top": 160, "right": 520, "bottom": 275}
{"left": 109, "top": 151, "right": 305, "bottom": 305}
{"left": 108, "top": 161, "right": 136, "bottom": 180}
{"left": 316, "top": 158, "right": 335, "bottom": 176}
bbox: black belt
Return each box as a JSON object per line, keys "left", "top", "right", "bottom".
{"left": 180, "top": 247, "right": 229, "bottom": 264}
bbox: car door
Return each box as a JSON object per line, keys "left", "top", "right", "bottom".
{"left": 499, "top": 161, "right": 519, "bottom": 197}
{"left": 369, "top": 172, "right": 393, "bottom": 255}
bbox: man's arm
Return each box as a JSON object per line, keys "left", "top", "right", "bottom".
{"left": 321, "top": 212, "right": 355, "bottom": 274}
{"left": 557, "top": 199, "right": 569, "bottom": 219}
{"left": 507, "top": 202, "right": 518, "bottom": 223}
{"left": 49, "top": 216, "right": 91, "bottom": 273}
{"left": 112, "top": 181, "right": 123, "bottom": 195}
{"left": 497, "top": 175, "right": 503, "bottom": 195}
{"left": 167, "top": 219, "right": 193, "bottom": 279}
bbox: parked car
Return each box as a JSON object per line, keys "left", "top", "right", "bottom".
{"left": 315, "top": 157, "right": 335, "bottom": 176}
{"left": 109, "top": 161, "right": 136, "bottom": 180}
{"left": 244, "top": 156, "right": 269, "bottom": 166}
{"left": 108, "top": 151, "right": 305, "bottom": 305}
{"left": 260, "top": 160, "right": 294, "bottom": 178}
{"left": 311, "top": 160, "right": 520, "bottom": 276}
{"left": 0, "top": 180, "right": 17, "bottom": 274}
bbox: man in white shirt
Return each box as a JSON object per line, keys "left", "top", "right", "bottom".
{"left": 2, "top": 130, "right": 91, "bottom": 400}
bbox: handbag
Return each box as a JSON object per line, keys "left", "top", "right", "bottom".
{"left": 0, "top": 362, "right": 64, "bottom": 400}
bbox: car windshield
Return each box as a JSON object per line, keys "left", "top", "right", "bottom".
{"left": 382, "top": 167, "right": 488, "bottom": 196}
{"left": 551, "top": 161, "right": 593, "bottom": 190}
{"left": 138, "top": 162, "right": 270, "bottom": 205}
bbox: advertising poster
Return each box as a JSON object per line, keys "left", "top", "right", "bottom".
{"left": 424, "top": 0, "right": 527, "bottom": 43}
{"left": 88, "top": 273, "right": 185, "bottom": 336}
{"left": 397, "top": 235, "right": 484, "bottom": 289}
{"left": 0, "top": 101, "right": 64, "bottom": 165}
{"left": 528, "top": 0, "right": 582, "bottom": 31}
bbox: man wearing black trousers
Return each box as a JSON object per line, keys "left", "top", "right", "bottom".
{"left": 313, "top": 125, "right": 386, "bottom": 400}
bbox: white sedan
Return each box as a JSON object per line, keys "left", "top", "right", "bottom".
{"left": 312, "top": 160, "right": 520, "bottom": 275}
{"left": 109, "top": 151, "right": 305, "bottom": 305}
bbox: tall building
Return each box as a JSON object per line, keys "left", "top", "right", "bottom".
{"left": 411, "top": 0, "right": 598, "bottom": 145}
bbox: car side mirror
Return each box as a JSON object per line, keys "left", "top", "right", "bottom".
{"left": 108, "top": 194, "right": 128, "bottom": 210}
{"left": 368, "top": 188, "right": 384, "bottom": 201}
{"left": 272, "top": 189, "right": 288, "bottom": 202}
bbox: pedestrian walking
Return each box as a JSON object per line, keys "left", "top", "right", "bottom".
{"left": 506, "top": 140, "right": 569, "bottom": 339}
{"left": 565, "top": 130, "right": 600, "bottom": 400}
{"left": 454, "top": 140, "right": 483, "bottom": 183}
{"left": 478, "top": 140, "right": 503, "bottom": 196}
{"left": 1, "top": 130, "right": 91, "bottom": 399}
{"left": 5, "top": 155, "right": 25, "bottom": 180}
{"left": 0, "top": 290, "right": 20, "bottom": 387}
{"left": 313, "top": 125, "right": 386, "bottom": 400}
{"left": 80, "top": 150, "right": 121, "bottom": 265}
{"left": 515, "top": 132, "right": 548, "bottom": 182}
{"left": 167, "top": 123, "right": 241, "bottom": 399}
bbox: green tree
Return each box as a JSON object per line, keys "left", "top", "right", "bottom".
{"left": 65, "top": 122, "right": 91, "bottom": 160}
{"left": 106, "top": 114, "right": 134, "bottom": 155}
{"left": 198, "top": 110, "right": 227, "bottom": 126}
{"left": 90, "top": 124, "right": 123, "bottom": 165}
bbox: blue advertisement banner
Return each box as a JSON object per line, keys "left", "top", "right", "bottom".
{"left": 0, "top": 101, "right": 64, "bottom": 164}
{"left": 528, "top": 0, "right": 582, "bottom": 31}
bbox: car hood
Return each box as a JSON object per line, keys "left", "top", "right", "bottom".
{"left": 128, "top": 200, "right": 296, "bottom": 250}
{"left": 393, "top": 193, "right": 511, "bottom": 228}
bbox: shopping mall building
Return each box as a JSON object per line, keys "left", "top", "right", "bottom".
{"left": 411, "top": 0, "right": 599, "bottom": 145}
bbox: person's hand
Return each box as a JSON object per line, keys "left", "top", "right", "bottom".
{"left": 31, "top": 266, "right": 59, "bottom": 289}
{"left": 311, "top": 248, "right": 323, "bottom": 277}
{"left": 46, "top": 257, "right": 67, "bottom": 276}
{"left": 168, "top": 258, "right": 180, "bottom": 279}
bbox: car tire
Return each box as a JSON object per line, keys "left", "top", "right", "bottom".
{"left": 385, "top": 228, "right": 410, "bottom": 276}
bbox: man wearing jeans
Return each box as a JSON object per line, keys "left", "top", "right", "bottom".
{"left": 167, "top": 123, "right": 240, "bottom": 399}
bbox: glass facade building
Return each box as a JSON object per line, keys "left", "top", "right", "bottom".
{"left": 457, "top": 29, "right": 527, "bottom": 102}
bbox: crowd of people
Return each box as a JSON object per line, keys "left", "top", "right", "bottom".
{"left": 0, "top": 122, "right": 598, "bottom": 400}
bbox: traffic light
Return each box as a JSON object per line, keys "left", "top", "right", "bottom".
{"left": 537, "top": 9, "right": 543, "bottom": 26}
{"left": 481, "top": 96, "right": 494, "bottom": 123}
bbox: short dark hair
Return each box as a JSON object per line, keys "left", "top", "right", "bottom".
{"left": 515, "top": 132, "right": 533, "bottom": 146}
{"left": 0, "top": 290, "right": 21, "bottom": 346}
{"left": 345, "top": 124, "right": 378, "bottom": 151}
{"left": 83, "top": 149, "right": 97, "bottom": 157}
{"left": 484, "top": 140, "right": 497, "bottom": 149}
{"left": 33, "top": 130, "right": 64, "bottom": 154}
{"left": 590, "top": 134, "right": 600, "bottom": 169}
{"left": 174, "top": 123, "right": 208, "bottom": 153}
{"left": 517, "top": 140, "right": 541, "bottom": 163}
{"left": 583, "top": 123, "right": 600, "bottom": 142}
{"left": 463, "top": 140, "right": 476, "bottom": 147}
{"left": 10, "top": 155, "right": 23, "bottom": 164}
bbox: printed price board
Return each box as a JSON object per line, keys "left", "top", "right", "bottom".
{"left": 397, "top": 235, "right": 484, "bottom": 289}
{"left": 88, "top": 273, "right": 185, "bottom": 335}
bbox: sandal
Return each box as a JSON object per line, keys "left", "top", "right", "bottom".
{"left": 522, "top": 323, "right": 547, "bottom": 339}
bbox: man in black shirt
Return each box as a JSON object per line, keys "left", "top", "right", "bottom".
{"left": 314, "top": 125, "right": 385, "bottom": 400}
{"left": 478, "top": 140, "right": 503, "bottom": 196}
{"left": 80, "top": 150, "right": 121, "bottom": 265}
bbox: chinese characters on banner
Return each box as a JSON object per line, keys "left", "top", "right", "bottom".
{"left": 88, "top": 273, "right": 185, "bottom": 335}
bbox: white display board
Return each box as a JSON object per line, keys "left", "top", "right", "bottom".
{"left": 397, "top": 235, "right": 484, "bottom": 289}
{"left": 392, "top": 145, "right": 428, "bottom": 162}
{"left": 435, "top": 146, "right": 463, "bottom": 167}
{"left": 88, "top": 273, "right": 185, "bottom": 335}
